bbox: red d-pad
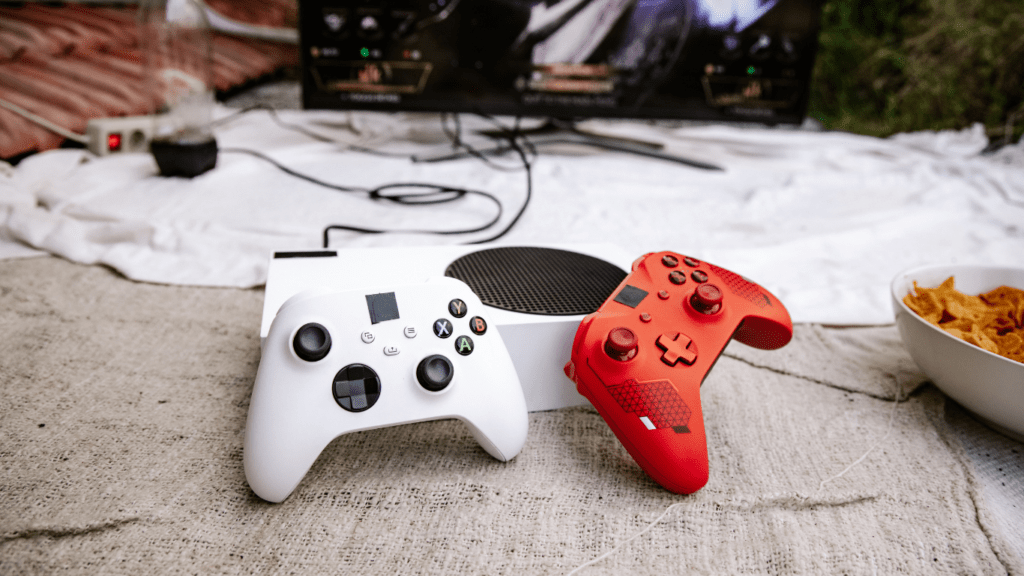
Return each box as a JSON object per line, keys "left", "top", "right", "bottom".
{"left": 656, "top": 332, "right": 697, "bottom": 366}
{"left": 565, "top": 250, "right": 793, "bottom": 494}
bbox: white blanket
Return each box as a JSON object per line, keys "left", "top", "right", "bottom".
{"left": 2, "top": 108, "right": 1022, "bottom": 325}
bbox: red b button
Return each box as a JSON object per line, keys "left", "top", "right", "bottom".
{"left": 469, "top": 316, "right": 487, "bottom": 335}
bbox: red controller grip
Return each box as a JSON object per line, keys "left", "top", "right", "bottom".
{"left": 566, "top": 251, "right": 793, "bottom": 494}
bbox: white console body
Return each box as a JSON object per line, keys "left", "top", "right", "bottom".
{"left": 261, "top": 243, "right": 634, "bottom": 412}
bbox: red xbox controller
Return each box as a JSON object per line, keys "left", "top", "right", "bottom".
{"left": 564, "top": 251, "right": 793, "bottom": 494}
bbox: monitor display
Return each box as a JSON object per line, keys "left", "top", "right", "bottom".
{"left": 299, "top": 0, "right": 821, "bottom": 124}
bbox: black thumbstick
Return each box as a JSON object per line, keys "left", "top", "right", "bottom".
{"left": 293, "top": 323, "right": 331, "bottom": 362}
{"left": 416, "top": 354, "right": 454, "bottom": 392}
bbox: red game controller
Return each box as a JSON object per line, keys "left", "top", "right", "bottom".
{"left": 564, "top": 251, "right": 793, "bottom": 494}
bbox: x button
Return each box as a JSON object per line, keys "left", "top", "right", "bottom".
{"left": 656, "top": 332, "right": 698, "bottom": 366}
{"left": 433, "top": 318, "right": 453, "bottom": 339}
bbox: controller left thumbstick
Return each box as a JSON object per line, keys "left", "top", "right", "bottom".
{"left": 293, "top": 323, "right": 332, "bottom": 362}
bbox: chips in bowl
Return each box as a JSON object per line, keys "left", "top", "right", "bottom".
{"left": 903, "top": 276, "right": 1024, "bottom": 364}
{"left": 892, "top": 264, "right": 1024, "bottom": 441}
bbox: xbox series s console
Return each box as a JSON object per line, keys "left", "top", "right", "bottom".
{"left": 261, "top": 243, "right": 634, "bottom": 412}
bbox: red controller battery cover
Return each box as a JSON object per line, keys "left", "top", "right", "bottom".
{"left": 564, "top": 252, "right": 793, "bottom": 494}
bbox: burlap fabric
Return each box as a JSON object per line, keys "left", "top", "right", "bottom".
{"left": 1, "top": 256, "right": 1020, "bottom": 575}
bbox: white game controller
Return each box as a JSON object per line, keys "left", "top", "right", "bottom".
{"left": 244, "top": 277, "right": 530, "bottom": 502}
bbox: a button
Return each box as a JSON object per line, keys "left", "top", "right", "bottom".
{"left": 661, "top": 255, "right": 679, "bottom": 267}
{"left": 658, "top": 290, "right": 670, "bottom": 300}
{"left": 333, "top": 364, "right": 381, "bottom": 412}
{"left": 656, "top": 332, "right": 698, "bottom": 366}
{"left": 404, "top": 326, "right": 417, "bottom": 338}
{"left": 604, "top": 327, "right": 638, "bottom": 361}
{"left": 469, "top": 316, "right": 487, "bottom": 335}
{"left": 640, "top": 312, "right": 652, "bottom": 323}
{"left": 293, "top": 323, "right": 332, "bottom": 362}
{"left": 454, "top": 335, "right": 474, "bottom": 356}
{"left": 433, "top": 319, "right": 453, "bottom": 338}
{"left": 683, "top": 257, "right": 700, "bottom": 267}
{"left": 384, "top": 345, "right": 400, "bottom": 356}
{"left": 416, "top": 354, "right": 454, "bottom": 392}
{"left": 669, "top": 271, "right": 687, "bottom": 285}
{"left": 691, "top": 284, "right": 723, "bottom": 314}
{"left": 361, "top": 331, "right": 375, "bottom": 344}
{"left": 448, "top": 299, "right": 467, "bottom": 318}
{"left": 691, "top": 270, "right": 709, "bottom": 283}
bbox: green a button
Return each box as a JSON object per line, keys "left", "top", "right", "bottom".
{"left": 454, "top": 335, "right": 474, "bottom": 356}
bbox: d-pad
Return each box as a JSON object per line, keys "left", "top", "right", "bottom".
{"left": 656, "top": 332, "right": 698, "bottom": 366}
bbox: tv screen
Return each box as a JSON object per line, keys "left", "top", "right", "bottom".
{"left": 299, "top": 0, "right": 821, "bottom": 125}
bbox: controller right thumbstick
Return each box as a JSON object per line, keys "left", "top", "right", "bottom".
{"left": 690, "top": 284, "right": 723, "bottom": 314}
{"left": 417, "top": 354, "right": 454, "bottom": 392}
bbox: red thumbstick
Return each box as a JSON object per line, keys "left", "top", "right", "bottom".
{"left": 605, "top": 327, "right": 638, "bottom": 361}
{"left": 691, "top": 284, "right": 723, "bottom": 314}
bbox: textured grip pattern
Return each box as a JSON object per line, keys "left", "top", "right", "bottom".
{"left": 706, "top": 263, "right": 771, "bottom": 308}
{"left": 607, "top": 378, "right": 692, "bottom": 433}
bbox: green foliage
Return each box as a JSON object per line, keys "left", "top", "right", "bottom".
{"left": 809, "top": 0, "right": 1024, "bottom": 141}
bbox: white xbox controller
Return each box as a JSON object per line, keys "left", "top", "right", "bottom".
{"left": 244, "top": 276, "right": 529, "bottom": 502}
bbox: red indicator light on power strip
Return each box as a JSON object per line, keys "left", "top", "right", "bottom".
{"left": 107, "top": 132, "right": 122, "bottom": 152}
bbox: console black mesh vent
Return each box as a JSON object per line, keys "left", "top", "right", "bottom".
{"left": 445, "top": 247, "right": 627, "bottom": 316}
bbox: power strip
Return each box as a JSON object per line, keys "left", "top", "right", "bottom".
{"left": 86, "top": 115, "right": 165, "bottom": 156}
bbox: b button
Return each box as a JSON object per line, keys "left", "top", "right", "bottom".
{"left": 469, "top": 316, "right": 487, "bottom": 335}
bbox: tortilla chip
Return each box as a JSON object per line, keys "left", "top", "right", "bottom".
{"left": 904, "top": 276, "right": 1024, "bottom": 364}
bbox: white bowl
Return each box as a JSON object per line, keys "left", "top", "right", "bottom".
{"left": 891, "top": 264, "right": 1024, "bottom": 442}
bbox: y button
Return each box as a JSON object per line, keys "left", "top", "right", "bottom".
{"left": 448, "top": 299, "right": 467, "bottom": 318}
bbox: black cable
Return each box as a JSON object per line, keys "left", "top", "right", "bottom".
{"left": 218, "top": 147, "right": 362, "bottom": 192}
{"left": 219, "top": 147, "right": 505, "bottom": 238}
{"left": 216, "top": 105, "right": 535, "bottom": 247}
{"left": 459, "top": 115, "right": 534, "bottom": 244}
{"left": 323, "top": 117, "right": 534, "bottom": 246}
{"left": 435, "top": 112, "right": 537, "bottom": 172}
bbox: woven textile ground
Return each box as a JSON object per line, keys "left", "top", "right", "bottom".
{"left": 1, "top": 256, "right": 1020, "bottom": 575}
